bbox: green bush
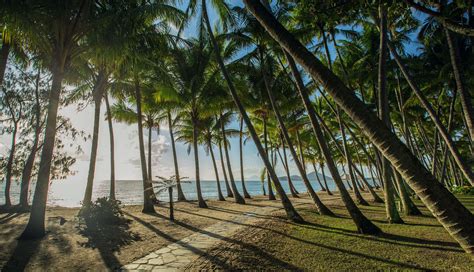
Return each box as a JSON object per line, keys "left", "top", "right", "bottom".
{"left": 451, "top": 185, "right": 474, "bottom": 195}
{"left": 80, "top": 197, "right": 124, "bottom": 228}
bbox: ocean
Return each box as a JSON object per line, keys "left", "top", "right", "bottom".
{"left": 0, "top": 178, "right": 339, "bottom": 207}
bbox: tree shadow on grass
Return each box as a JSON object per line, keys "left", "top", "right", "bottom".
{"left": 2, "top": 238, "right": 41, "bottom": 271}
{"left": 124, "top": 211, "right": 300, "bottom": 271}
{"left": 77, "top": 217, "right": 141, "bottom": 270}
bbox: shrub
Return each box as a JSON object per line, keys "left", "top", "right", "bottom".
{"left": 80, "top": 197, "right": 124, "bottom": 228}
{"left": 451, "top": 185, "right": 474, "bottom": 195}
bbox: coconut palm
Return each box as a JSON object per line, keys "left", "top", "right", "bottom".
{"left": 243, "top": 0, "right": 474, "bottom": 253}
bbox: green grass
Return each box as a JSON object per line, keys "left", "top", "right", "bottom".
{"left": 262, "top": 195, "right": 474, "bottom": 271}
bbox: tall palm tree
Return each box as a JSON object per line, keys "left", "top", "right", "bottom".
{"left": 243, "top": 0, "right": 474, "bottom": 253}
{"left": 199, "top": 0, "right": 302, "bottom": 222}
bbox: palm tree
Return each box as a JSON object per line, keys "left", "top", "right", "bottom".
{"left": 200, "top": 0, "right": 302, "bottom": 222}
{"left": 243, "top": 0, "right": 474, "bottom": 253}
{"left": 151, "top": 175, "right": 190, "bottom": 221}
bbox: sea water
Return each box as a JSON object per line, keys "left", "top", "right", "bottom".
{"left": 0, "top": 178, "right": 344, "bottom": 207}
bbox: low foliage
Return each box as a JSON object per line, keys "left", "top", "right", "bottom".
{"left": 451, "top": 185, "right": 474, "bottom": 195}
{"left": 79, "top": 197, "right": 125, "bottom": 229}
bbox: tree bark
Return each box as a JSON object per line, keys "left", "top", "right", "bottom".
{"left": 169, "top": 187, "right": 174, "bottom": 221}
{"left": 244, "top": 0, "right": 474, "bottom": 253}
{"left": 192, "top": 116, "right": 207, "bottom": 208}
{"left": 239, "top": 117, "right": 251, "bottom": 198}
{"left": 20, "top": 62, "right": 65, "bottom": 239}
{"left": 320, "top": 163, "right": 333, "bottom": 195}
{"left": 444, "top": 28, "right": 474, "bottom": 145}
{"left": 209, "top": 139, "right": 225, "bottom": 201}
{"left": 218, "top": 140, "right": 233, "bottom": 197}
{"left": 203, "top": 0, "right": 302, "bottom": 222}
{"left": 4, "top": 121, "right": 18, "bottom": 207}
{"left": 264, "top": 69, "right": 333, "bottom": 215}
{"left": 104, "top": 94, "right": 116, "bottom": 200}
{"left": 388, "top": 42, "right": 474, "bottom": 185}
{"left": 378, "top": 4, "right": 404, "bottom": 224}
{"left": 220, "top": 113, "right": 245, "bottom": 204}
{"left": 0, "top": 42, "right": 10, "bottom": 86}
{"left": 82, "top": 71, "right": 108, "bottom": 210}
{"left": 280, "top": 133, "right": 299, "bottom": 196}
{"left": 263, "top": 117, "right": 276, "bottom": 201}
{"left": 283, "top": 50, "right": 380, "bottom": 234}
{"left": 20, "top": 72, "right": 41, "bottom": 208}
{"left": 135, "top": 79, "right": 155, "bottom": 214}
{"left": 168, "top": 110, "right": 186, "bottom": 201}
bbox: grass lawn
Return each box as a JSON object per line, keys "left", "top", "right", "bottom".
{"left": 188, "top": 193, "right": 474, "bottom": 271}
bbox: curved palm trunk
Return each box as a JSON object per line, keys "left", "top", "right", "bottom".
{"left": 218, "top": 140, "right": 233, "bottom": 197}
{"left": 209, "top": 140, "right": 225, "bottom": 201}
{"left": 378, "top": 5, "right": 404, "bottom": 224}
{"left": 82, "top": 72, "right": 108, "bottom": 210}
{"left": 135, "top": 80, "right": 155, "bottom": 214}
{"left": 168, "top": 111, "right": 186, "bottom": 201}
{"left": 203, "top": 0, "right": 302, "bottom": 222}
{"left": 104, "top": 94, "right": 116, "bottom": 200}
{"left": 311, "top": 163, "right": 326, "bottom": 191}
{"left": 278, "top": 136, "right": 299, "bottom": 197}
{"left": 147, "top": 124, "right": 158, "bottom": 203}
{"left": 337, "top": 108, "right": 369, "bottom": 206}
{"left": 0, "top": 42, "right": 10, "bottom": 86}
{"left": 4, "top": 121, "right": 18, "bottom": 207}
{"left": 239, "top": 117, "right": 251, "bottom": 198}
{"left": 220, "top": 113, "right": 245, "bottom": 204}
{"left": 245, "top": 0, "right": 474, "bottom": 253}
{"left": 264, "top": 70, "right": 333, "bottom": 215}
{"left": 20, "top": 62, "right": 65, "bottom": 239}
{"left": 392, "top": 166, "right": 422, "bottom": 216}
{"left": 388, "top": 43, "right": 474, "bottom": 185}
{"left": 444, "top": 28, "right": 474, "bottom": 146}
{"left": 263, "top": 117, "right": 276, "bottom": 201}
{"left": 320, "top": 163, "right": 333, "bottom": 195}
{"left": 192, "top": 118, "right": 207, "bottom": 208}
{"left": 283, "top": 50, "right": 379, "bottom": 233}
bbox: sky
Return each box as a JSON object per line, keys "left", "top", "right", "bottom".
{"left": 0, "top": 2, "right": 425, "bottom": 185}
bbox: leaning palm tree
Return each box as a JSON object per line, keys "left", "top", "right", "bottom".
{"left": 243, "top": 0, "right": 474, "bottom": 254}
{"left": 192, "top": 0, "right": 302, "bottom": 221}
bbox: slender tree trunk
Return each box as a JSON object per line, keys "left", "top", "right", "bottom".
{"left": 203, "top": 0, "right": 303, "bottom": 222}
{"left": 168, "top": 110, "right": 186, "bottom": 201}
{"left": 20, "top": 70, "right": 41, "bottom": 209}
{"left": 388, "top": 42, "right": 474, "bottom": 185}
{"left": 378, "top": 4, "right": 404, "bottom": 224}
{"left": 192, "top": 117, "right": 207, "bottom": 208}
{"left": 312, "top": 163, "right": 326, "bottom": 191}
{"left": 263, "top": 117, "right": 276, "bottom": 200}
{"left": 20, "top": 62, "right": 65, "bottom": 239}
{"left": 218, "top": 140, "right": 233, "bottom": 197}
{"left": 280, "top": 133, "right": 299, "bottom": 196}
{"left": 283, "top": 50, "right": 380, "bottom": 233}
{"left": 317, "top": 109, "right": 383, "bottom": 203}
{"left": 4, "top": 121, "right": 18, "bottom": 207}
{"left": 320, "top": 163, "right": 333, "bottom": 195}
{"left": 444, "top": 28, "right": 474, "bottom": 145}
{"left": 135, "top": 79, "right": 155, "bottom": 214}
{"left": 147, "top": 124, "right": 158, "bottom": 203}
{"left": 104, "top": 94, "right": 116, "bottom": 200}
{"left": 244, "top": 0, "right": 474, "bottom": 253}
{"left": 337, "top": 108, "right": 369, "bottom": 206}
{"left": 82, "top": 71, "right": 108, "bottom": 211}
{"left": 239, "top": 117, "right": 251, "bottom": 198}
{"left": 220, "top": 114, "right": 245, "bottom": 204}
{"left": 169, "top": 187, "right": 174, "bottom": 221}
{"left": 264, "top": 71, "right": 333, "bottom": 215}
{"left": 0, "top": 42, "right": 10, "bottom": 86}
{"left": 147, "top": 125, "right": 153, "bottom": 182}
{"left": 392, "top": 166, "right": 422, "bottom": 216}
{"left": 209, "top": 140, "right": 225, "bottom": 201}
